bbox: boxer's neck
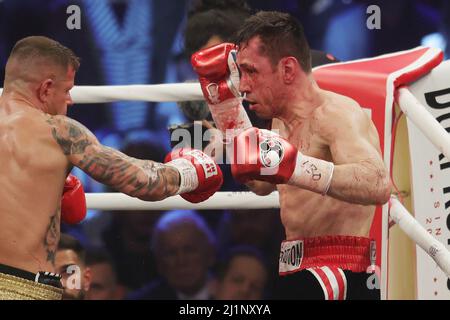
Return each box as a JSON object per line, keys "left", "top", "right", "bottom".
{"left": 278, "top": 78, "right": 325, "bottom": 131}
{"left": 3, "top": 88, "right": 44, "bottom": 112}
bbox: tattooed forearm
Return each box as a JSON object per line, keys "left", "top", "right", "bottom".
{"left": 78, "top": 147, "right": 180, "bottom": 200}
{"left": 143, "top": 162, "right": 180, "bottom": 198}
{"left": 47, "top": 115, "right": 180, "bottom": 200}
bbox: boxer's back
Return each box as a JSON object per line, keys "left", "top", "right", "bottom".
{"left": 0, "top": 97, "right": 68, "bottom": 274}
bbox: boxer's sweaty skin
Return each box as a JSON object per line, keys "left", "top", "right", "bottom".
{"left": 273, "top": 93, "right": 387, "bottom": 239}
{"left": 0, "top": 68, "right": 179, "bottom": 275}
{"left": 0, "top": 98, "right": 66, "bottom": 274}
{"left": 238, "top": 36, "right": 391, "bottom": 240}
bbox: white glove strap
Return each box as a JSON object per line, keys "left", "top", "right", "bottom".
{"left": 288, "top": 153, "right": 335, "bottom": 195}
{"left": 208, "top": 98, "right": 252, "bottom": 142}
{"left": 166, "top": 158, "right": 199, "bottom": 195}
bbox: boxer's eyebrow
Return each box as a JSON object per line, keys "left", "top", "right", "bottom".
{"left": 239, "top": 63, "right": 257, "bottom": 73}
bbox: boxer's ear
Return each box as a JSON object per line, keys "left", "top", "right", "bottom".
{"left": 279, "top": 57, "right": 297, "bottom": 84}
{"left": 38, "top": 78, "right": 54, "bottom": 103}
{"left": 83, "top": 266, "right": 92, "bottom": 292}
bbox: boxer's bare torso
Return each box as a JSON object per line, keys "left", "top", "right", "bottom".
{"left": 0, "top": 95, "right": 180, "bottom": 275}
{"left": 237, "top": 36, "right": 390, "bottom": 241}
{"left": 0, "top": 36, "right": 182, "bottom": 278}
{"left": 0, "top": 97, "right": 67, "bottom": 273}
{"left": 245, "top": 92, "right": 388, "bottom": 240}
{"left": 273, "top": 91, "right": 382, "bottom": 239}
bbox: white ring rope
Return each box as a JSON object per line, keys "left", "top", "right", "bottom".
{"left": 3, "top": 78, "right": 449, "bottom": 276}
{"left": 86, "top": 191, "right": 281, "bottom": 210}
{"left": 70, "top": 83, "right": 204, "bottom": 103}
{"left": 389, "top": 197, "right": 450, "bottom": 277}
{"left": 1, "top": 84, "right": 449, "bottom": 163}
{"left": 397, "top": 87, "right": 450, "bottom": 161}
{"left": 86, "top": 191, "right": 450, "bottom": 276}
{"left": 0, "top": 83, "right": 204, "bottom": 103}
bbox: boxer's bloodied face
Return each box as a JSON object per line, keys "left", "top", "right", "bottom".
{"left": 237, "top": 36, "right": 284, "bottom": 120}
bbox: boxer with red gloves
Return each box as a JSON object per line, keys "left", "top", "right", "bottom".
{"left": 61, "top": 174, "right": 87, "bottom": 224}
{"left": 0, "top": 36, "right": 229, "bottom": 300}
{"left": 191, "top": 12, "right": 391, "bottom": 300}
{"left": 164, "top": 148, "right": 223, "bottom": 203}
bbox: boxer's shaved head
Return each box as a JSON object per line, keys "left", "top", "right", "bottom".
{"left": 4, "top": 36, "right": 80, "bottom": 89}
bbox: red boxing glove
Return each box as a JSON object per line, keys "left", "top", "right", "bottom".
{"left": 191, "top": 43, "right": 251, "bottom": 134}
{"left": 61, "top": 174, "right": 87, "bottom": 224}
{"left": 191, "top": 42, "right": 240, "bottom": 105}
{"left": 165, "top": 148, "right": 223, "bottom": 203}
{"left": 231, "top": 128, "right": 335, "bottom": 195}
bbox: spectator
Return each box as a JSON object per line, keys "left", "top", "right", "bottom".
{"left": 85, "top": 249, "right": 126, "bottom": 300}
{"left": 128, "top": 211, "right": 216, "bottom": 300}
{"left": 101, "top": 211, "right": 164, "bottom": 291}
{"left": 55, "top": 234, "right": 92, "bottom": 300}
{"left": 212, "top": 245, "right": 269, "bottom": 300}
{"left": 216, "top": 209, "right": 284, "bottom": 294}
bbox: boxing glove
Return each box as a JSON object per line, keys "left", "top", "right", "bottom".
{"left": 165, "top": 148, "right": 223, "bottom": 203}
{"left": 191, "top": 43, "right": 252, "bottom": 139}
{"left": 231, "top": 127, "right": 335, "bottom": 195}
{"left": 61, "top": 174, "right": 87, "bottom": 224}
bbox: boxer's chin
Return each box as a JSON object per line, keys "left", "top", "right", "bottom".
{"left": 252, "top": 107, "right": 272, "bottom": 120}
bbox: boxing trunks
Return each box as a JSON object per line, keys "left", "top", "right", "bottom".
{"left": 275, "top": 236, "right": 380, "bottom": 300}
{"left": 0, "top": 263, "right": 63, "bottom": 300}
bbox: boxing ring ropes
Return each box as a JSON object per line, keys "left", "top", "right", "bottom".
{"left": 1, "top": 78, "right": 449, "bottom": 278}
{"left": 64, "top": 83, "right": 450, "bottom": 278}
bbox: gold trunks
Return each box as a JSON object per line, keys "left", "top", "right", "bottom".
{"left": 0, "top": 272, "right": 62, "bottom": 300}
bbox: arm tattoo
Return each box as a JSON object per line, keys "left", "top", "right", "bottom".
{"left": 46, "top": 117, "right": 92, "bottom": 155}
{"left": 79, "top": 149, "right": 179, "bottom": 197}
{"left": 44, "top": 210, "right": 60, "bottom": 266}
{"left": 46, "top": 116, "right": 179, "bottom": 198}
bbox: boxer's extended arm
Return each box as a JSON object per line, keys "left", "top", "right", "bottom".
{"left": 47, "top": 116, "right": 179, "bottom": 201}
{"left": 318, "top": 103, "right": 391, "bottom": 205}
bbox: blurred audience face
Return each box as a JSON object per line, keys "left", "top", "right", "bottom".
{"left": 55, "top": 249, "right": 91, "bottom": 300}
{"left": 214, "top": 255, "right": 268, "bottom": 300}
{"left": 86, "top": 262, "right": 124, "bottom": 300}
{"left": 156, "top": 223, "right": 214, "bottom": 295}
